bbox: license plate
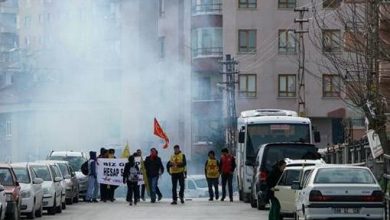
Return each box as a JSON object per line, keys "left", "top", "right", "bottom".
{"left": 334, "top": 208, "right": 359, "bottom": 214}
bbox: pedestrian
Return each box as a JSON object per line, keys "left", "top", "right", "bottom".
{"left": 107, "top": 148, "right": 118, "bottom": 202}
{"left": 98, "top": 148, "right": 109, "bottom": 202}
{"left": 134, "top": 149, "right": 146, "bottom": 202}
{"left": 204, "top": 150, "right": 220, "bottom": 201}
{"left": 144, "top": 147, "right": 164, "bottom": 203}
{"left": 267, "top": 160, "right": 286, "bottom": 220}
{"left": 155, "top": 150, "right": 163, "bottom": 201}
{"left": 219, "top": 148, "right": 236, "bottom": 202}
{"left": 166, "top": 145, "right": 186, "bottom": 205}
{"left": 86, "top": 151, "right": 99, "bottom": 203}
{"left": 123, "top": 155, "right": 140, "bottom": 206}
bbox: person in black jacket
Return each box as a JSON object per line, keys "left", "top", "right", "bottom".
{"left": 144, "top": 148, "right": 164, "bottom": 203}
{"left": 123, "top": 155, "right": 139, "bottom": 206}
{"left": 267, "top": 160, "right": 286, "bottom": 220}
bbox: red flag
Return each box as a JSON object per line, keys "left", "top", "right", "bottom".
{"left": 153, "top": 118, "right": 169, "bottom": 149}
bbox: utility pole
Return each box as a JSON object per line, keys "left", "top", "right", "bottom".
{"left": 219, "top": 54, "right": 239, "bottom": 153}
{"left": 294, "top": 7, "right": 309, "bottom": 117}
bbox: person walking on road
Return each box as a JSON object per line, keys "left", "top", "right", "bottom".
{"left": 86, "top": 151, "right": 99, "bottom": 203}
{"left": 134, "top": 149, "right": 146, "bottom": 202}
{"left": 98, "top": 148, "right": 109, "bottom": 202}
{"left": 107, "top": 148, "right": 118, "bottom": 202}
{"left": 167, "top": 145, "right": 187, "bottom": 205}
{"left": 144, "top": 148, "right": 164, "bottom": 203}
{"left": 219, "top": 148, "right": 236, "bottom": 202}
{"left": 123, "top": 155, "right": 140, "bottom": 206}
{"left": 205, "top": 150, "right": 220, "bottom": 201}
{"left": 267, "top": 160, "right": 286, "bottom": 220}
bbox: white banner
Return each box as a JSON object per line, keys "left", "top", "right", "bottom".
{"left": 97, "top": 158, "right": 127, "bottom": 186}
{"left": 367, "top": 129, "right": 384, "bottom": 159}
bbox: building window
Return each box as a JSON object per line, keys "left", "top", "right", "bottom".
{"left": 278, "top": 74, "right": 296, "bottom": 97}
{"left": 322, "top": 29, "right": 341, "bottom": 52}
{"left": 238, "top": 0, "right": 257, "bottom": 8}
{"left": 239, "top": 74, "right": 256, "bottom": 97}
{"left": 323, "top": 74, "right": 340, "bottom": 97}
{"left": 159, "top": 0, "right": 165, "bottom": 17}
{"left": 159, "top": 36, "right": 165, "bottom": 59}
{"left": 278, "top": 30, "right": 296, "bottom": 54}
{"left": 24, "top": 16, "right": 31, "bottom": 27}
{"left": 192, "top": 0, "right": 222, "bottom": 14}
{"left": 278, "top": 0, "right": 296, "bottom": 9}
{"left": 323, "top": 0, "right": 341, "bottom": 9}
{"left": 192, "top": 28, "right": 223, "bottom": 57}
{"left": 238, "top": 29, "right": 256, "bottom": 53}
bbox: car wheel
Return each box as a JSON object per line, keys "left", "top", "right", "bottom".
{"left": 65, "top": 198, "right": 73, "bottom": 205}
{"left": 57, "top": 196, "right": 63, "bottom": 213}
{"left": 48, "top": 196, "right": 56, "bottom": 215}
{"left": 12, "top": 201, "right": 21, "bottom": 220}
{"left": 73, "top": 193, "right": 79, "bottom": 203}
{"left": 35, "top": 203, "right": 42, "bottom": 218}
{"left": 256, "top": 195, "right": 266, "bottom": 210}
{"left": 250, "top": 195, "right": 256, "bottom": 208}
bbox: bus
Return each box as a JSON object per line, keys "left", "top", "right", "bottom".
{"left": 236, "top": 109, "right": 320, "bottom": 202}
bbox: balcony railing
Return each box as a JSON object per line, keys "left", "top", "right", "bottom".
{"left": 192, "top": 2, "right": 222, "bottom": 15}
{"left": 192, "top": 47, "right": 222, "bottom": 58}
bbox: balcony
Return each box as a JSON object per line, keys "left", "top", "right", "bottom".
{"left": 192, "top": 47, "right": 222, "bottom": 58}
{"left": 192, "top": 1, "right": 222, "bottom": 16}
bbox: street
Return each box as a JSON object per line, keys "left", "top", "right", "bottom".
{"left": 24, "top": 198, "right": 271, "bottom": 220}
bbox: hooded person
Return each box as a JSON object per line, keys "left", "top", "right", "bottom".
{"left": 86, "top": 151, "right": 99, "bottom": 202}
{"left": 123, "top": 155, "right": 140, "bottom": 206}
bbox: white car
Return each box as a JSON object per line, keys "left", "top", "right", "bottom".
{"left": 295, "top": 165, "right": 384, "bottom": 220}
{"left": 274, "top": 159, "right": 325, "bottom": 219}
{"left": 30, "top": 163, "right": 62, "bottom": 215}
{"left": 0, "top": 184, "right": 6, "bottom": 220}
{"left": 11, "top": 162, "right": 44, "bottom": 219}
{"left": 185, "top": 175, "right": 222, "bottom": 198}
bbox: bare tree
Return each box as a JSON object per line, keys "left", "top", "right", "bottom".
{"left": 309, "top": 0, "right": 390, "bottom": 153}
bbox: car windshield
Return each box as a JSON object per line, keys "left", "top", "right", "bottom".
{"left": 246, "top": 123, "right": 310, "bottom": 160}
{"left": 314, "top": 168, "right": 376, "bottom": 184}
{"left": 13, "top": 167, "right": 31, "bottom": 184}
{"left": 261, "top": 144, "right": 317, "bottom": 173}
{"left": 58, "top": 163, "right": 70, "bottom": 176}
{"left": 0, "top": 168, "right": 14, "bottom": 186}
{"left": 31, "top": 166, "right": 52, "bottom": 181}
{"left": 48, "top": 156, "right": 86, "bottom": 172}
{"left": 194, "top": 179, "right": 208, "bottom": 188}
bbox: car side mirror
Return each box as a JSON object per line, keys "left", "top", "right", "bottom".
{"left": 238, "top": 131, "right": 245, "bottom": 143}
{"left": 33, "top": 178, "right": 44, "bottom": 185}
{"left": 245, "top": 160, "right": 254, "bottom": 166}
{"left": 54, "top": 177, "right": 62, "bottom": 182}
{"left": 291, "top": 181, "right": 301, "bottom": 190}
{"left": 0, "top": 185, "right": 4, "bottom": 192}
{"left": 64, "top": 174, "right": 71, "bottom": 179}
{"left": 15, "top": 181, "right": 20, "bottom": 187}
{"left": 314, "top": 131, "right": 321, "bottom": 143}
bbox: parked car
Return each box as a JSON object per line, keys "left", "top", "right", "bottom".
{"left": 185, "top": 175, "right": 222, "bottom": 198}
{"left": 45, "top": 160, "right": 79, "bottom": 205}
{"left": 35, "top": 161, "right": 66, "bottom": 210}
{"left": 294, "top": 165, "right": 384, "bottom": 220}
{"left": 0, "top": 184, "right": 6, "bottom": 220}
{"left": 46, "top": 151, "right": 88, "bottom": 201}
{"left": 0, "top": 163, "right": 21, "bottom": 220}
{"left": 273, "top": 159, "right": 325, "bottom": 219}
{"left": 30, "top": 163, "right": 62, "bottom": 215}
{"left": 249, "top": 143, "right": 319, "bottom": 210}
{"left": 11, "top": 162, "right": 44, "bottom": 219}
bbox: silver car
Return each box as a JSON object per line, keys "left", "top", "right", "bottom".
{"left": 295, "top": 165, "right": 384, "bottom": 220}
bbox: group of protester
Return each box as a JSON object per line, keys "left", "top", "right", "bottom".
{"left": 85, "top": 144, "right": 237, "bottom": 206}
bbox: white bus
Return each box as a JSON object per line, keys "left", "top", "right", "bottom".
{"left": 236, "top": 109, "right": 320, "bottom": 202}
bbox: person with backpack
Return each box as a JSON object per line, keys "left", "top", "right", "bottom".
{"left": 144, "top": 148, "right": 164, "bottom": 203}
{"left": 123, "top": 155, "right": 139, "bottom": 206}
{"left": 204, "top": 150, "right": 220, "bottom": 201}
{"left": 86, "top": 151, "right": 99, "bottom": 203}
{"left": 219, "top": 148, "right": 236, "bottom": 202}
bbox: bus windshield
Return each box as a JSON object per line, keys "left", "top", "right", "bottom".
{"left": 246, "top": 123, "right": 310, "bottom": 160}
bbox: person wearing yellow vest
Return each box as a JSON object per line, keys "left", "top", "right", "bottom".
{"left": 204, "top": 150, "right": 220, "bottom": 201}
{"left": 166, "top": 145, "right": 187, "bottom": 205}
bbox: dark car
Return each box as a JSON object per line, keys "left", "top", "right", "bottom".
{"left": 249, "top": 143, "right": 319, "bottom": 210}
{"left": 0, "top": 163, "right": 21, "bottom": 220}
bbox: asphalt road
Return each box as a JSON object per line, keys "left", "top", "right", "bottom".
{"left": 22, "top": 198, "right": 273, "bottom": 220}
